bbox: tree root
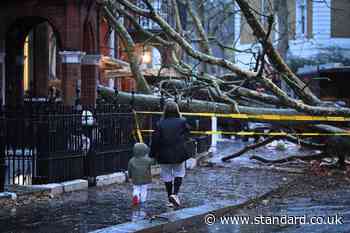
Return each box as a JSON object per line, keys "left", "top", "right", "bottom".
{"left": 221, "top": 133, "right": 325, "bottom": 162}
{"left": 284, "top": 135, "right": 325, "bottom": 149}
{"left": 221, "top": 136, "right": 280, "bottom": 162}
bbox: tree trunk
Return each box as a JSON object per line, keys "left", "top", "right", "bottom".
{"left": 101, "top": 85, "right": 302, "bottom": 115}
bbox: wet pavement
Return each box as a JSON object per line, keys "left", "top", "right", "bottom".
{"left": 0, "top": 139, "right": 302, "bottom": 233}
{"left": 186, "top": 174, "right": 350, "bottom": 233}
{"left": 0, "top": 165, "right": 296, "bottom": 233}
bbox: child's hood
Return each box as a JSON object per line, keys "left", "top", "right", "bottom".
{"left": 133, "top": 143, "right": 150, "bottom": 158}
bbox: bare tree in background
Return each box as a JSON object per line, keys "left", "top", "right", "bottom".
{"left": 99, "top": 0, "right": 350, "bottom": 166}
{"left": 274, "top": 0, "right": 289, "bottom": 60}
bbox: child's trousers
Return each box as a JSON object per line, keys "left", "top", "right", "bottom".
{"left": 133, "top": 184, "right": 148, "bottom": 203}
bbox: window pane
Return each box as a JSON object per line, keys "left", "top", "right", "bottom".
{"left": 331, "top": 0, "right": 350, "bottom": 38}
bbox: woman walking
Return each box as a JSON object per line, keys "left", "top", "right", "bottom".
{"left": 150, "top": 101, "right": 190, "bottom": 207}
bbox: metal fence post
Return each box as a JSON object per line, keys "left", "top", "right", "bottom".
{"left": 83, "top": 122, "right": 96, "bottom": 186}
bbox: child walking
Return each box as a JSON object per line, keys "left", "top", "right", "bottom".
{"left": 128, "top": 143, "right": 156, "bottom": 205}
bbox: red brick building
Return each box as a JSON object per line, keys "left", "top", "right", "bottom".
{"left": 0, "top": 0, "right": 184, "bottom": 107}
{"left": 0, "top": 0, "right": 103, "bottom": 106}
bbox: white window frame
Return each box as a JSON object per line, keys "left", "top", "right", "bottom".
{"left": 296, "top": 0, "right": 308, "bottom": 38}
{"left": 138, "top": 0, "right": 164, "bottom": 30}
{"left": 109, "top": 29, "right": 115, "bottom": 58}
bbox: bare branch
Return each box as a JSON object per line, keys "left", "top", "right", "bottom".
{"left": 104, "top": 6, "right": 152, "bottom": 94}
{"left": 235, "top": 0, "right": 320, "bottom": 105}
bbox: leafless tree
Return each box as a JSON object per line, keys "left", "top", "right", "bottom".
{"left": 100, "top": 0, "right": 350, "bottom": 166}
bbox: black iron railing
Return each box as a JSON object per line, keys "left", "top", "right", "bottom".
{"left": 0, "top": 103, "right": 135, "bottom": 187}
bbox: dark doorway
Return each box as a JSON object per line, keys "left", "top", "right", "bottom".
{"left": 5, "top": 17, "right": 61, "bottom": 107}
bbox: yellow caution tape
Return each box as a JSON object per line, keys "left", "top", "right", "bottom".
{"left": 135, "top": 111, "right": 350, "bottom": 122}
{"left": 140, "top": 129, "right": 350, "bottom": 137}
{"left": 326, "top": 116, "right": 345, "bottom": 121}
{"left": 133, "top": 110, "right": 144, "bottom": 143}
{"left": 134, "top": 111, "right": 350, "bottom": 138}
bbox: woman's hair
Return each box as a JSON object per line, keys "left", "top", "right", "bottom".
{"left": 162, "top": 101, "right": 181, "bottom": 119}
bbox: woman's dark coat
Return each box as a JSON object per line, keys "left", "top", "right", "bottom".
{"left": 150, "top": 117, "right": 190, "bottom": 164}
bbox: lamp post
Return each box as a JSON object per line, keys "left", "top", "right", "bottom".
{"left": 141, "top": 47, "right": 152, "bottom": 69}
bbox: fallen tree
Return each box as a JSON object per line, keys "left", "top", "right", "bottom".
{"left": 100, "top": 0, "right": 350, "bottom": 167}
{"left": 100, "top": 86, "right": 349, "bottom": 166}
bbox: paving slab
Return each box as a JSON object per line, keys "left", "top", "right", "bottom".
{"left": 96, "top": 172, "right": 127, "bottom": 187}
{"left": 61, "top": 179, "right": 89, "bottom": 192}
{"left": 31, "top": 183, "right": 64, "bottom": 196}
{"left": 0, "top": 192, "right": 17, "bottom": 200}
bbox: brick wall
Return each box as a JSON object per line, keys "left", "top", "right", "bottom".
{"left": 0, "top": 0, "right": 101, "bottom": 106}
{"left": 61, "top": 63, "right": 80, "bottom": 106}
{"left": 100, "top": 18, "right": 110, "bottom": 56}
{"left": 81, "top": 65, "right": 98, "bottom": 106}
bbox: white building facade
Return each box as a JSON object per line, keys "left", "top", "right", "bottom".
{"left": 234, "top": 0, "right": 350, "bottom": 70}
